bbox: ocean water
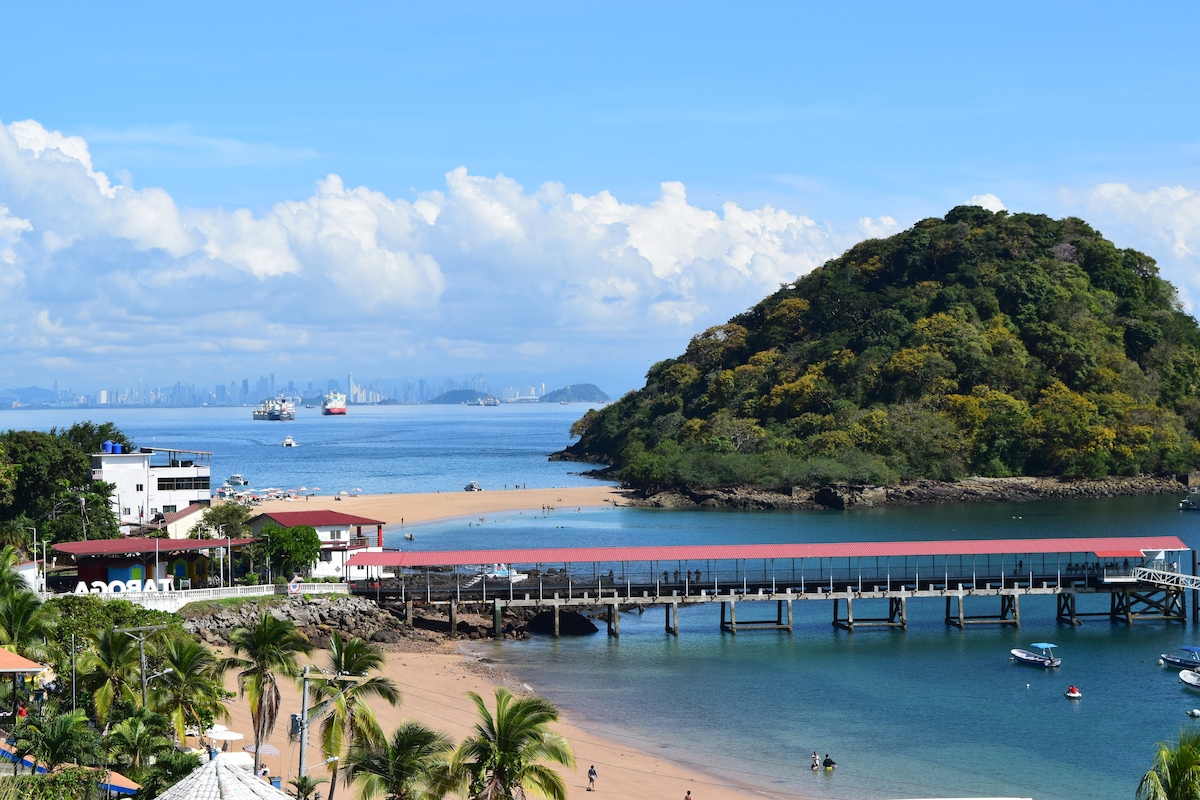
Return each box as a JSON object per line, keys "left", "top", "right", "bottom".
{"left": 7, "top": 405, "right": 1199, "bottom": 799}
{"left": 2, "top": 403, "right": 610, "bottom": 494}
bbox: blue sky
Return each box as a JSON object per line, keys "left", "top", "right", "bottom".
{"left": 2, "top": 2, "right": 1200, "bottom": 397}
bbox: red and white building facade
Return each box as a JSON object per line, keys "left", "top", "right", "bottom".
{"left": 249, "top": 510, "right": 386, "bottom": 581}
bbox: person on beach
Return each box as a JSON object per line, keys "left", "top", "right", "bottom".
{"left": 685, "top": 792, "right": 692, "bottom": 799}
{"left": 822, "top": 754, "right": 837, "bottom": 770}
{"left": 588, "top": 764, "right": 597, "bottom": 791}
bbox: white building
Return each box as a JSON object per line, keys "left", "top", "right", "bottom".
{"left": 90, "top": 444, "right": 213, "bottom": 530}
{"left": 249, "top": 510, "right": 385, "bottom": 580}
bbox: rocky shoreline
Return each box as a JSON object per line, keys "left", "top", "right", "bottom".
{"left": 179, "top": 594, "right": 599, "bottom": 652}
{"left": 624, "top": 474, "right": 1190, "bottom": 511}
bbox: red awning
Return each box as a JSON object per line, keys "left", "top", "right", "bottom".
{"left": 347, "top": 535, "right": 1188, "bottom": 568}
{"left": 53, "top": 537, "right": 257, "bottom": 557}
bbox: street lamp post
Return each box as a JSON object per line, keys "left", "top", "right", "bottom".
{"left": 114, "top": 624, "right": 167, "bottom": 707}
{"left": 24, "top": 527, "right": 36, "bottom": 589}
{"left": 216, "top": 525, "right": 227, "bottom": 587}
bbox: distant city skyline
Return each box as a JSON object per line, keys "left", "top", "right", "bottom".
{"left": 1, "top": 371, "right": 565, "bottom": 408}
{"left": 3, "top": 4, "right": 1200, "bottom": 396}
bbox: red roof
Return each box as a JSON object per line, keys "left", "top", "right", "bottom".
{"left": 254, "top": 511, "right": 383, "bottom": 527}
{"left": 0, "top": 649, "right": 44, "bottom": 674}
{"left": 348, "top": 536, "right": 1188, "bottom": 568}
{"left": 53, "top": 537, "right": 257, "bottom": 557}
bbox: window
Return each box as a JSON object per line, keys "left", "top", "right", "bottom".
{"left": 329, "top": 530, "right": 342, "bottom": 540}
{"left": 157, "top": 477, "right": 212, "bottom": 491}
{"left": 122, "top": 507, "right": 131, "bottom": 516}
{"left": 319, "top": 551, "right": 332, "bottom": 562}
{"left": 163, "top": 505, "right": 177, "bottom": 514}
{"left": 136, "top": 484, "right": 144, "bottom": 492}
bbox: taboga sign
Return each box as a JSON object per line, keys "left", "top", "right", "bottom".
{"left": 74, "top": 578, "right": 176, "bottom": 594}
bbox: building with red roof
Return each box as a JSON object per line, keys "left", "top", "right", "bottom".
{"left": 250, "top": 510, "right": 385, "bottom": 581}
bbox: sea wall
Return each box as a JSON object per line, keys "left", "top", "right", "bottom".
{"left": 628, "top": 474, "right": 1187, "bottom": 511}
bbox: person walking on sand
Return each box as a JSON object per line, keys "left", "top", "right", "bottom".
{"left": 588, "top": 765, "right": 597, "bottom": 791}
{"left": 685, "top": 792, "right": 692, "bottom": 799}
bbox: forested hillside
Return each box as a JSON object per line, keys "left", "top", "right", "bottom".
{"left": 562, "top": 207, "right": 1200, "bottom": 491}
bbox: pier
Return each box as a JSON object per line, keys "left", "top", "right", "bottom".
{"left": 347, "top": 535, "right": 1193, "bottom": 637}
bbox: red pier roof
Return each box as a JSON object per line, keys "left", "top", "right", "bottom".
{"left": 348, "top": 535, "right": 1189, "bottom": 568}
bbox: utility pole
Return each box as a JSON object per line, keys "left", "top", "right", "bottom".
{"left": 295, "top": 668, "right": 368, "bottom": 786}
{"left": 114, "top": 624, "right": 167, "bottom": 707}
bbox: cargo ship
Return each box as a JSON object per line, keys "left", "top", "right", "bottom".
{"left": 322, "top": 391, "right": 347, "bottom": 415}
{"left": 252, "top": 396, "right": 296, "bottom": 421}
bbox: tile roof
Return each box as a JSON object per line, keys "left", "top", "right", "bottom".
{"left": 0, "top": 649, "right": 44, "bottom": 674}
{"left": 347, "top": 535, "right": 1189, "bottom": 568}
{"left": 52, "top": 537, "right": 257, "bottom": 557}
{"left": 153, "top": 753, "right": 291, "bottom": 800}
{"left": 254, "top": 510, "right": 383, "bottom": 527}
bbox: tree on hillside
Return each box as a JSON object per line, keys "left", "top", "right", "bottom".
{"left": 226, "top": 612, "right": 313, "bottom": 776}
{"left": 57, "top": 421, "right": 135, "bottom": 456}
{"left": 263, "top": 523, "right": 322, "bottom": 578}
{"left": 193, "top": 503, "right": 252, "bottom": 539}
{"left": 316, "top": 633, "right": 401, "bottom": 800}
{"left": 79, "top": 628, "right": 145, "bottom": 725}
{"left": 13, "top": 704, "right": 101, "bottom": 774}
{"left": 345, "top": 721, "right": 455, "bottom": 800}
{"left": 149, "top": 633, "right": 229, "bottom": 745}
{"left": 1138, "top": 727, "right": 1200, "bottom": 800}
{"left": 452, "top": 687, "right": 575, "bottom": 800}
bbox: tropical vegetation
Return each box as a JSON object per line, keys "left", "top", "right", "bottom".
{"left": 1139, "top": 727, "right": 1200, "bottom": 800}
{"left": 563, "top": 207, "right": 1200, "bottom": 490}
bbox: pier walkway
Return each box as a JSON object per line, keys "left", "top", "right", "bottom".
{"left": 348, "top": 535, "right": 1193, "bottom": 636}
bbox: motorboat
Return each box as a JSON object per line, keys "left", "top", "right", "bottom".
{"left": 227, "top": 474, "right": 248, "bottom": 486}
{"left": 1011, "top": 642, "right": 1061, "bottom": 668}
{"left": 282, "top": 435, "right": 297, "bottom": 447}
{"left": 464, "top": 480, "right": 482, "bottom": 492}
{"left": 404, "top": 532, "right": 414, "bottom": 541}
{"left": 1182, "top": 487, "right": 1200, "bottom": 511}
{"left": 1181, "top": 670, "right": 1200, "bottom": 691}
{"left": 1064, "top": 685, "right": 1082, "bottom": 699}
{"left": 1161, "top": 646, "right": 1200, "bottom": 670}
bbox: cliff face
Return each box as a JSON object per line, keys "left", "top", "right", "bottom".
{"left": 563, "top": 207, "right": 1200, "bottom": 492}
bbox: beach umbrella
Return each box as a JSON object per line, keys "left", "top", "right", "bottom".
{"left": 298, "top": 486, "right": 307, "bottom": 491}
{"left": 340, "top": 491, "right": 349, "bottom": 496}
{"left": 312, "top": 486, "right": 321, "bottom": 492}
{"left": 352, "top": 487, "right": 362, "bottom": 493}
{"left": 243, "top": 742, "right": 280, "bottom": 756}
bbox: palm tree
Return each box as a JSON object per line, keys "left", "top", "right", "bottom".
{"left": 1139, "top": 727, "right": 1200, "bottom": 800}
{"left": 317, "top": 632, "right": 401, "bottom": 800}
{"left": 150, "top": 633, "right": 229, "bottom": 745}
{"left": 452, "top": 687, "right": 575, "bottom": 800}
{"left": 345, "top": 721, "right": 455, "bottom": 800}
{"left": 13, "top": 703, "right": 101, "bottom": 773}
{"left": 106, "top": 707, "right": 174, "bottom": 782}
{"left": 225, "top": 611, "right": 313, "bottom": 776}
{"left": 0, "top": 587, "right": 59, "bottom": 661}
{"left": 0, "top": 544, "right": 32, "bottom": 596}
{"left": 78, "top": 627, "right": 141, "bottom": 726}
{"left": 290, "top": 773, "right": 330, "bottom": 800}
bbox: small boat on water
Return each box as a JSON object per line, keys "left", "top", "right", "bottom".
{"left": 1161, "top": 646, "right": 1200, "bottom": 670}
{"left": 1181, "top": 670, "right": 1200, "bottom": 691}
{"left": 404, "top": 532, "right": 414, "bottom": 541}
{"left": 1182, "top": 487, "right": 1200, "bottom": 511}
{"left": 1011, "top": 642, "right": 1062, "bottom": 668}
{"left": 227, "top": 474, "right": 248, "bottom": 486}
{"left": 1065, "top": 685, "right": 1082, "bottom": 699}
{"left": 282, "top": 435, "right": 297, "bottom": 447}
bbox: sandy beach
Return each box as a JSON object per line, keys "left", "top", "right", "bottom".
{"left": 253, "top": 485, "right": 630, "bottom": 528}
{"left": 218, "top": 646, "right": 815, "bottom": 800}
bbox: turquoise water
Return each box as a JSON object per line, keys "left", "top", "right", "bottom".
{"left": 9, "top": 406, "right": 1198, "bottom": 799}
{"left": 414, "top": 500, "right": 1200, "bottom": 800}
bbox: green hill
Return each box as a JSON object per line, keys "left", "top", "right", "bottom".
{"left": 561, "top": 206, "right": 1200, "bottom": 492}
{"left": 541, "top": 384, "right": 610, "bottom": 404}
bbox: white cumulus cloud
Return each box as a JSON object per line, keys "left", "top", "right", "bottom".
{"left": 968, "top": 193, "right": 1006, "bottom": 213}
{"left": 0, "top": 117, "right": 879, "bottom": 390}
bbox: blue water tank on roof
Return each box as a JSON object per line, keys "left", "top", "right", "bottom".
{"left": 102, "top": 440, "right": 113, "bottom": 453}
{"left": 113, "top": 443, "right": 122, "bottom": 454}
